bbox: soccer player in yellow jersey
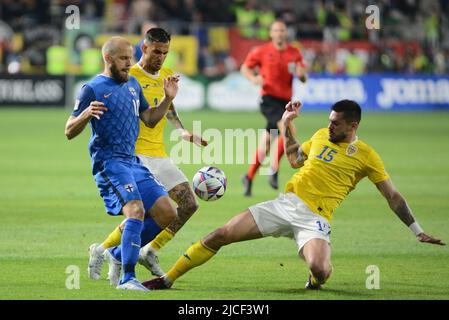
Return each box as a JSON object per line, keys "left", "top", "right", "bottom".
{"left": 142, "top": 99, "right": 445, "bottom": 291}
{"left": 87, "top": 28, "right": 207, "bottom": 284}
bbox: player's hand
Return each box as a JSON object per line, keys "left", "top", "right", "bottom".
{"left": 181, "top": 130, "right": 208, "bottom": 147}
{"left": 282, "top": 101, "right": 302, "bottom": 122}
{"left": 84, "top": 101, "right": 107, "bottom": 120}
{"left": 299, "top": 74, "right": 307, "bottom": 83}
{"left": 252, "top": 75, "right": 264, "bottom": 86}
{"left": 417, "top": 233, "right": 445, "bottom": 246}
{"left": 164, "top": 75, "right": 180, "bottom": 100}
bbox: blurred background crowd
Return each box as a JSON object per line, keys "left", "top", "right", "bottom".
{"left": 1, "top": 0, "right": 449, "bottom": 77}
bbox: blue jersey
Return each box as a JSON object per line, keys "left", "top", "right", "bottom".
{"left": 72, "top": 74, "right": 149, "bottom": 174}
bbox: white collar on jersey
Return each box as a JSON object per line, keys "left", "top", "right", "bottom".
{"left": 137, "top": 62, "right": 160, "bottom": 78}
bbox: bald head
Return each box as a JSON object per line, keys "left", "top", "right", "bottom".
{"left": 101, "top": 36, "right": 133, "bottom": 82}
{"left": 102, "top": 36, "right": 132, "bottom": 62}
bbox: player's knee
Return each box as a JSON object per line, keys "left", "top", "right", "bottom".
{"left": 124, "top": 201, "right": 145, "bottom": 220}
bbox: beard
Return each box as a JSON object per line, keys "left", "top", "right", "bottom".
{"left": 110, "top": 63, "right": 128, "bottom": 83}
{"left": 329, "top": 131, "right": 346, "bottom": 143}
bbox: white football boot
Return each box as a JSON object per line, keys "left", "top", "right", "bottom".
{"left": 87, "top": 243, "right": 105, "bottom": 280}
{"left": 103, "top": 249, "right": 122, "bottom": 286}
{"left": 116, "top": 278, "right": 149, "bottom": 292}
{"left": 138, "top": 246, "right": 165, "bottom": 277}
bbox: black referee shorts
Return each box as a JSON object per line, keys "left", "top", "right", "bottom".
{"left": 260, "top": 95, "right": 290, "bottom": 132}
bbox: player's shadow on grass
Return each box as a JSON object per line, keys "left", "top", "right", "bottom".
{"left": 268, "top": 288, "right": 373, "bottom": 298}
{"left": 172, "top": 285, "right": 373, "bottom": 298}
{"left": 390, "top": 281, "right": 447, "bottom": 290}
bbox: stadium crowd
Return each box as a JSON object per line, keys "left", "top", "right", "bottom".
{"left": 0, "top": 0, "right": 448, "bottom": 76}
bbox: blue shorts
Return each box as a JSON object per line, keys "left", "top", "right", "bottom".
{"left": 94, "top": 158, "right": 168, "bottom": 216}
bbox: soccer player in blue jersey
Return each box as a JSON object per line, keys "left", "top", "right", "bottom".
{"left": 64, "top": 36, "right": 180, "bottom": 291}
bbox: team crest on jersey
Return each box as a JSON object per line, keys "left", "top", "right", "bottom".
{"left": 128, "top": 87, "right": 137, "bottom": 97}
{"left": 124, "top": 184, "right": 134, "bottom": 193}
{"left": 346, "top": 144, "right": 358, "bottom": 156}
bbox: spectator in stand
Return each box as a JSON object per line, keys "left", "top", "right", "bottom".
{"left": 345, "top": 49, "right": 365, "bottom": 76}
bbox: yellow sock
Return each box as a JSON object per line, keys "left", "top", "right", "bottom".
{"left": 149, "top": 228, "right": 175, "bottom": 251}
{"left": 101, "top": 226, "right": 122, "bottom": 250}
{"left": 310, "top": 265, "right": 332, "bottom": 286}
{"left": 311, "top": 275, "right": 325, "bottom": 286}
{"left": 166, "top": 241, "right": 216, "bottom": 282}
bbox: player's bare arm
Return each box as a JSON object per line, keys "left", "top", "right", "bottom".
{"left": 166, "top": 103, "right": 208, "bottom": 147}
{"left": 65, "top": 101, "right": 107, "bottom": 140}
{"left": 282, "top": 101, "right": 306, "bottom": 168}
{"left": 240, "top": 64, "right": 264, "bottom": 86}
{"left": 375, "top": 179, "right": 445, "bottom": 246}
{"left": 140, "top": 75, "right": 179, "bottom": 128}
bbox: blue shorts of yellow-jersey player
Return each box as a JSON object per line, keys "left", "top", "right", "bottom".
{"left": 94, "top": 158, "right": 168, "bottom": 216}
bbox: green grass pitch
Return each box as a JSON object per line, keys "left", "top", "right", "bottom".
{"left": 0, "top": 108, "right": 448, "bottom": 300}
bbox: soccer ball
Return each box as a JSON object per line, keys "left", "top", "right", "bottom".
{"left": 192, "top": 166, "right": 227, "bottom": 201}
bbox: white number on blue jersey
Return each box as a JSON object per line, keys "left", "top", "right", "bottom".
{"left": 132, "top": 99, "right": 140, "bottom": 116}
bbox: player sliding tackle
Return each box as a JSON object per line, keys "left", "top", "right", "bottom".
{"left": 142, "top": 99, "right": 445, "bottom": 291}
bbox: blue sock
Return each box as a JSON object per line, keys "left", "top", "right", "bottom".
{"left": 109, "top": 246, "right": 122, "bottom": 262}
{"left": 106, "top": 217, "right": 162, "bottom": 265}
{"left": 140, "top": 216, "right": 162, "bottom": 247}
{"left": 120, "top": 218, "right": 143, "bottom": 284}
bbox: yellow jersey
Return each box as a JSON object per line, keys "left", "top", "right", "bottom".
{"left": 130, "top": 63, "right": 174, "bottom": 157}
{"left": 285, "top": 128, "right": 389, "bottom": 222}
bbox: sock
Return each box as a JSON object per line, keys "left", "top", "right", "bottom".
{"left": 310, "top": 265, "right": 332, "bottom": 286}
{"left": 108, "top": 216, "right": 163, "bottom": 262}
{"left": 270, "top": 136, "right": 284, "bottom": 173}
{"left": 140, "top": 217, "right": 163, "bottom": 248}
{"left": 165, "top": 240, "right": 216, "bottom": 283}
{"left": 311, "top": 275, "right": 326, "bottom": 286}
{"left": 101, "top": 226, "right": 122, "bottom": 250}
{"left": 110, "top": 245, "right": 122, "bottom": 262}
{"left": 247, "top": 146, "right": 266, "bottom": 180}
{"left": 120, "top": 218, "right": 143, "bottom": 283}
{"left": 148, "top": 228, "right": 175, "bottom": 251}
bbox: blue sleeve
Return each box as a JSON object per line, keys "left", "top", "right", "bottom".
{"left": 72, "top": 85, "right": 95, "bottom": 117}
{"left": 138, "top": 83, "right": 150, "bottom": 114}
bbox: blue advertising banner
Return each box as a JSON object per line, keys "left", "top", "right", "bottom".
{"left": 293, "top": 74, "right": 449, "bottom": 111}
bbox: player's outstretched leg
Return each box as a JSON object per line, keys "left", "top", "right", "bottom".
{"left": 142, "top": 209, "right": 263, "bottom": 290}
{"left": 301, "top": 239, "right": 332, "bottom": 290}
{"left": 140, "top": 182, "right": 199, "bottom": 276}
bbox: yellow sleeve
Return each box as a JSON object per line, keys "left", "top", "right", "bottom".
{"left": 365, "top": 149, "right": 389, "bottom": 183}
{"left": 301, "top": 128, "right": 327, "bottom": 156}
{"left": 301, "top": 140, "right": 312, "bottom": 156}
